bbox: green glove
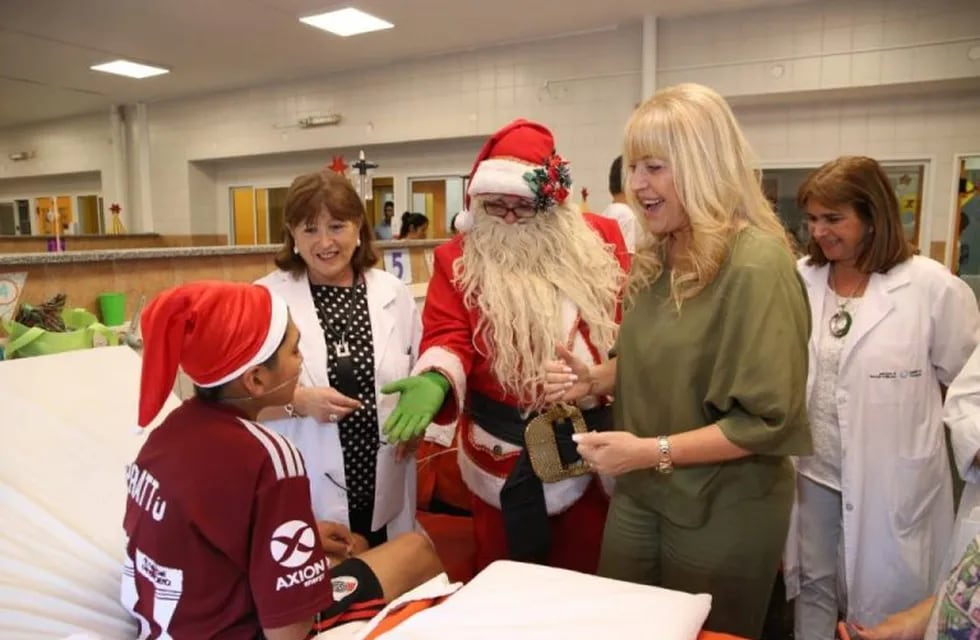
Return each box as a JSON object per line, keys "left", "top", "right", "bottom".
{"left": 380, "top": 372, "right": 450, "bottom": 442}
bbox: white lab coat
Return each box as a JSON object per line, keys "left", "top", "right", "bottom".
{"left": 256, "top": 268, "right": 422, "bottom": 538}
{"left": 945, "top": 340, "right": 980, "bottom": 574}
{"left": 785, "top": 255, "right": 980, "bottom": 626}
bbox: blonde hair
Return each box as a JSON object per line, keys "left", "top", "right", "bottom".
{"left": 623, "top": 83, "right": 790, "bottom": 308}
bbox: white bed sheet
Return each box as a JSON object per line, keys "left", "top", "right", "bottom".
{"left": 351, "top": 561, "right": 712, "bottom": 640}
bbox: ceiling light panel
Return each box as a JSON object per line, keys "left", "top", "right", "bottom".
{"left": 90, "top": 60, "right": 170, "bottom": 79}
{"left": 300, "top": 8, "right": 394, "bottom": 37}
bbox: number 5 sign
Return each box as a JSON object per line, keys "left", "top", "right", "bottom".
{"left": 383, "top": 250, "right": 413, "bottom": 284}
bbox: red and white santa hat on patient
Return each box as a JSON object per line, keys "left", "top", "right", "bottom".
{"left": 137, "top": 281, "right": 288, "bottom": 429}
{"left": 454, "top": 118, "right": 572, "bottom": 233}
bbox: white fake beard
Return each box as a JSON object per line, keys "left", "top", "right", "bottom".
{"left": 454, "top": 202, "right": 622, "bottom": 407}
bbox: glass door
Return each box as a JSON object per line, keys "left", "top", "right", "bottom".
{"left": 370, "top": 177, "right": 394, "bottom": 232}
{"left": 77, "top": 194, "right": 104, "bottom": 234}
{"left": 230, "top": 186, "right": 290, "bottom": 246}
{"left": 0, "top": 203, "right": 16, "bottom": 235}
{"left": 15, "top": 200, "right": 31, "bottom": 235}
{"left": 267, "top": 187, "right": 288, "bottom": 245}
{"left": 954, "top": 155, "right": 980, "bottom": 278}
{"left": 35, "top": 196, "right": 73, "bottom": 235}
{"left": 407, "top": 176, "right": 465, "bottom": 239}
{"left": 231, "top": 187, "right": 256, "bottom": 245}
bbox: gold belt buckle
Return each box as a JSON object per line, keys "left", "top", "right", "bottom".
{"left": 525, "top": 403, "right": 590, "bottom": 483}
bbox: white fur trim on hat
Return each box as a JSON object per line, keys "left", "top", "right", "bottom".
{"left": 453, "top": 208, "right": 473, "bottom": 233}
{"left": 467, "top": 158, "right": 535, "bottom": 200}
{"left": 193, "top": 291, "right": 289, "bottom": 388}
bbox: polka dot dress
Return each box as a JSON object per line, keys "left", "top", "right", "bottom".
{"left": 310, "top": 280, "right": 379, "bottom": 520}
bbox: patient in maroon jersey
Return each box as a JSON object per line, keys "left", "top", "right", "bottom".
{"left": 121, "top": 281, "right": 441, "bottom": 640}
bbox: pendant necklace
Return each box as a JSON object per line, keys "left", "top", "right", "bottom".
{"left": 319, "top": 283, "right": 356, "bottom": 358}
{"left": 828, "top": 267, "right": 867, "bottom": 339}
{"left": 312, "top": 274, "right": 361, "bottom": 400}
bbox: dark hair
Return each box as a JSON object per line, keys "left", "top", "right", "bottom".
{"left": 399, "top": 212, "right": 429, "bottom": 238}
{"left": 274, "top": 170, "right": 379, "bottom": 276}
{"left": 383, "top": 201, "right": 394, "bottom": 212}
{"left": 798, "top": 156, "right": 912, "bottom": 273}
{"left": 193, "top": 334, "right": 285, "bottom": 402}
{"left": 608, "top": 156, "right": 624, "bottom": 196}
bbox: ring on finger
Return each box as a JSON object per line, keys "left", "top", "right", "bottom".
{"left": 329, "top": 413, "right": 339, "bottom": 422}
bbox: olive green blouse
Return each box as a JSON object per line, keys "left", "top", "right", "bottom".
{"left": 614, "top": 227, "right": 813, "bottom": 527}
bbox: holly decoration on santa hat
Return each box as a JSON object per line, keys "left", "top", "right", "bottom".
{"left": 523, "top": 151, "right": 572, "bottom": 212}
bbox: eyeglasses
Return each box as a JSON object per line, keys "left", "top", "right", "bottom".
{"left": 482, "top": 201, "right": 537, "bottom": 218}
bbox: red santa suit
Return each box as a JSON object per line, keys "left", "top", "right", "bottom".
{"left": 416, "top": 213, "right": 629, "bottom": 573}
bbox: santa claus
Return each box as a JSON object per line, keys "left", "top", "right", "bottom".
{"left": 382, "top": 119, "right": 629, "bottom": 573}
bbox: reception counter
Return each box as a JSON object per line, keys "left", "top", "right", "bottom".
{"left": 0, "top": 233, "right": 227, "bottom": 254}
{"left": 0, "top": 240, "right": 443, "bottom": 332}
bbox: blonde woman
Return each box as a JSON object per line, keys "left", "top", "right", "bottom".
{"left": 545, "top": 83, "right": 812, "bottom": 638}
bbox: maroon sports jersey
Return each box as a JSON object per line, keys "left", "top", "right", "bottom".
{"left": 122, "top": 398, "right": 334, "bottom": 638}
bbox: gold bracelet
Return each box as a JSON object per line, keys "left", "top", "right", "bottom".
{"left": 656, "top": 436, "right": 674, "bottom": 474}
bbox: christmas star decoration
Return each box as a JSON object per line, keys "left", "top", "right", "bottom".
{"left": 328, "top": 155, "right": 349, "bottom": 174}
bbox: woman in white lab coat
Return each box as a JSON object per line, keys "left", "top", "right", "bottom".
{"left": 257, "top": 170, "right": 422, "bottom": 555}
{"left": 788, "top": 156, "right": 980, "bottom": 639}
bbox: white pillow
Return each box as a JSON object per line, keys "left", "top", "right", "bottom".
{"left": 374, "top": 560, "right": 711, "bottom": 640}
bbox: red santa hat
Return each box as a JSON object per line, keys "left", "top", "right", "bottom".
{"left": 454, "top": 119, "right": 572, "bottom": 233}
{"left": 137, "top": 281, "right": 289, "bottom": 429}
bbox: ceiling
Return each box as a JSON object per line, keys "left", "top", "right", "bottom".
{"left": 0, "top": 0, "right": 806, "bottom": 130}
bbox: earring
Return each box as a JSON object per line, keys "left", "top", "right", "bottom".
{"left": 357, "top": 238, "right": 361, "bottom": 247}
{"left": 293, "top": 245, "right": 299, "bottom": 255}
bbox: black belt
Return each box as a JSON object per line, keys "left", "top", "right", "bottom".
{"left": 467, "top": 391, "right": 612, "bottom": 563}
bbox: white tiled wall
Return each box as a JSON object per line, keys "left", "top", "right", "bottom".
{"left": 0, "top": 112, "right": 122, "bottom": 212}
{"left": 736, "top": 90, "right": 980, "bottom": 256}
{"left": 0, "top": 112, "right": 111, "bottom": 180}
{"left": 0, "top": 0, "right": 978, "bottom": 261}
{"left": 145, "top": 24, "right": 642, "bottom": 235}
{"left": 0, "top": 171, "right": 100, "bottom": 201}
{"left": 657, "top": 0, "right": 980, "bottom": 96}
